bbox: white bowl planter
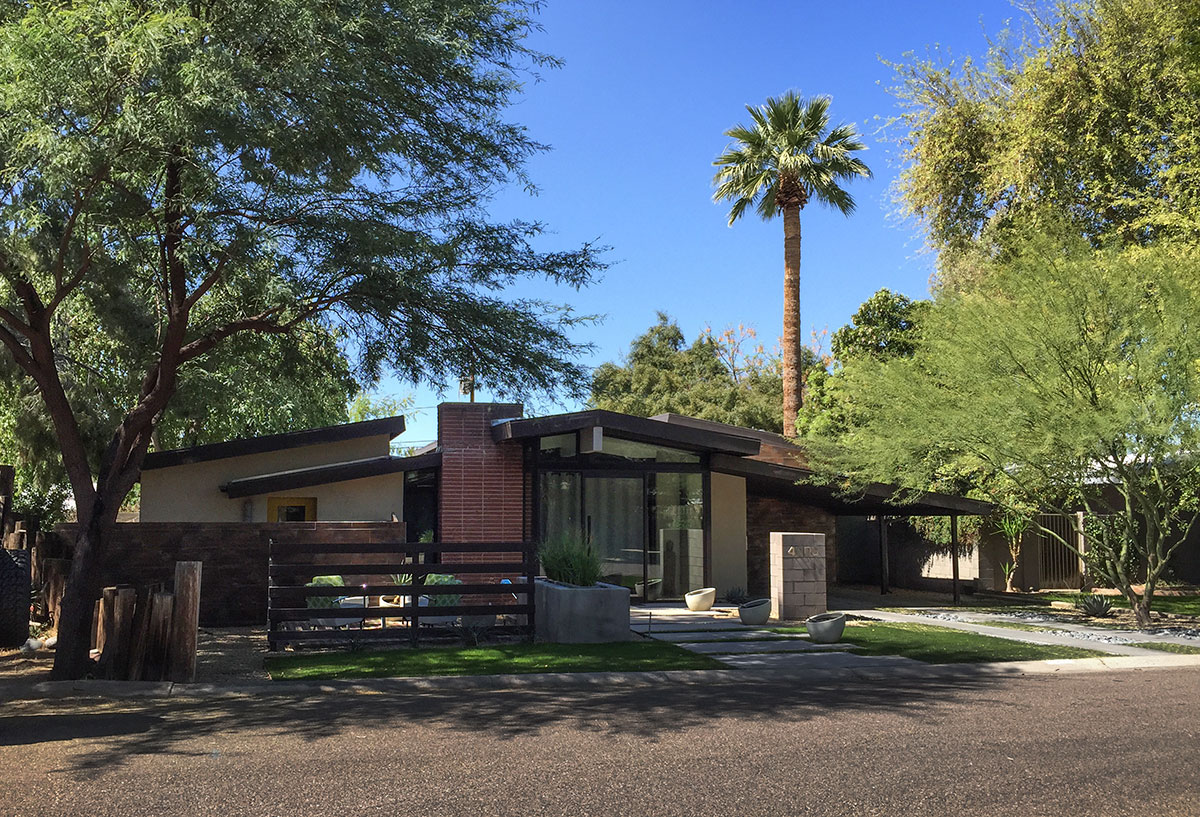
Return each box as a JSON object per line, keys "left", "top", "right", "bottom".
{"left": 805, "top": 612, "right": 846, "bottom": 643}
{"left": 738, "top": 598, "right": 772, "bottom": 626}
{"left": 685, "top": 587, "right": 717, "bottom": 612}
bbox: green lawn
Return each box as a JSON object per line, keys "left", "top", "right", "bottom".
{"left": 1136, "top": 641, "right": 1200, "bottom": 655}
{"left": 1035, "top": 593, "right": 1200, "bottom": 616}
{"left": 266, "top": 640, "right": 723, "bottom": 680}
{"left": 770, "top": 621, "right": 1107, "bottom": 664}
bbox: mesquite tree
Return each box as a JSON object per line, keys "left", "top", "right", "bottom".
{"left": 0, "top": 0, "right": 604, "bottom": 678}
{"left": 814, "top": 232, "right": 1200, "bottom": 626}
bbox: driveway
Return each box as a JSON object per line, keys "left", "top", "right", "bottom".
{"left": 1, "top": 670, "right": 1197, "bottom": 816}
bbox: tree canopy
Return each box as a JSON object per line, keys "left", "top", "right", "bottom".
{"left": 591, "top": 314, "right": 821, "bottom": 435}
{"left": 890, "top": 0, "right": 1200, "bottom": 283}
{"left": 812, "top": 233, "right": 1200, "bottom": 622}
{"left": 0, "top": 0, "right": 604, "bottom": 678}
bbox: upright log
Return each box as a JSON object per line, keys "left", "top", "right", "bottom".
{"left": 142, "top": 591, "right": 175, "bottom": 682}
{"left": 0, "top": 465, "right": 13, "bottom": 535}
{"left": 167, "top": 561, "right": 202, "bottom": 683}
{"left": 42, "top": 558, "right": 70, "bottom": 631}
{"left": 877, "top": 517, "right": 890, "bottom": 595}
{"left": 95, "top": 586, "right": 117, "bottom": 660}
{"left": 106, "top": 588, "right": 137, "bottom": 680}
{"left": 951, "top": 514, "right": 961, "bottom": 606}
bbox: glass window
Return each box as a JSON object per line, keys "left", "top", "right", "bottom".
{"left": 594, "top": 437, "right": 700, "bottom": 464}
{"left": 538, "top": 433, "right": 577, "bottom": 460}
{"left": 584, "top": 476, "right": 645, "bottom": 596}
{"left": 267, "top": 496, "right": 317, "bottom": 522}
{"left": 538, "top": 471, "right": 581, "bottom": 544}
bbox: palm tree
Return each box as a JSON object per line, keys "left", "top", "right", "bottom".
{"left": 713, "top": 92, "right": 871, "bottom": 437}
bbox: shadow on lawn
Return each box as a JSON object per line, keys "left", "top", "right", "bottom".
{"left": 6, "top": 670, "right": 1012, "bottom": 777}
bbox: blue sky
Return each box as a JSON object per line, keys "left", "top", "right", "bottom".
{"left": 390, "top": 0, "right": 1018, "bottom": 446}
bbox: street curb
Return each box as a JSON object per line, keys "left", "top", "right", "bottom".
{"left": 3, "top": 653, "right": 1197, "bottom": 702}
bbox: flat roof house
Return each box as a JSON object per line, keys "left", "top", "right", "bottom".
{"left": 140, "top": 402, "right": 990, "bottom": 600}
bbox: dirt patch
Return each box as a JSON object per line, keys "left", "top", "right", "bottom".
{"left": 195, "top": 627, "right": 269, "bottom": 682}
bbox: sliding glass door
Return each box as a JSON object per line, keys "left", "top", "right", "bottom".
{"left": 583, "top": 476, "right": 645, "bottom": 596}
{"left": 537, "top": 468, "right": 706, "bottom": 601}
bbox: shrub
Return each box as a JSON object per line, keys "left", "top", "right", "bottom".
{"left": 539, "top": 535, "right": 602, "bottom": 587}
{"left": 423, "top": 573, "right": 462, "bottom": 607}
{"left": 725, "top": 586, "right": 749, "bottom": 605}
{"left": 305, "top": 575, "right": 344, "bottom": 609}
{"left": 1076, "top": 594, "right": 1114, "bottom": 618}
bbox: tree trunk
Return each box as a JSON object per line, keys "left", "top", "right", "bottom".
{"left": 782, "top": 203, "right": 802, "bottom": 437}
{"left": 50, "top": 511, "right": 108, "bottom": 679}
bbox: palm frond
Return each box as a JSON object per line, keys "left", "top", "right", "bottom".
{"left": 712, "top": 90, "right": 871, "bottom": 222}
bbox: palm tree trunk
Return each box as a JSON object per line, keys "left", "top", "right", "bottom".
{"left": 782, "top": 203, "right": 802, "bottom": 437}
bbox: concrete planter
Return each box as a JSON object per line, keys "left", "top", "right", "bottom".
{"left": 535, "top": 578, "right": 631, "bottom": 643}
{"left": 805, "top": 612, "right": 846, "bottom": 643}
{"left": 738, "top": 598, "right": 772, "bottom": 626}
{"left": 685, "top": 587, "right": 716, "bottom": 612}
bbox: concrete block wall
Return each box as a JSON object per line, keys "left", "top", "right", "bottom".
{"left": 769, "top": 532, "right": 827, "bottom": 621}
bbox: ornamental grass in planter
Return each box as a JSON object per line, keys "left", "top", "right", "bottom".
{"left": 535, "top": 535, "right": 629, "bottom": 643}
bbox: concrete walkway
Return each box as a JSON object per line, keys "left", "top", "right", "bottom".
{"left": 843, "top": 607, "right": 1177, "bottom": 657}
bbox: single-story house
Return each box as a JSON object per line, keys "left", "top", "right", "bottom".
{"left": 139, "top": 402, "right": 991, "bottom": 599}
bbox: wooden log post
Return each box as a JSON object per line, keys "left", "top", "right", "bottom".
{"left": 951, "top": 514, "right": 961, "bottom": 606}
{"left": 167, "top": 561, "right": 202, "bottom": 683}
{"left": 127, "top": 584, "right": 158, "bottom": 682}
{"left": 42, "top": 558, "right": 70, "bottom": 631}
{"left": 0, "top": 465, "right": 13, "bottom": 536}
{"left": 142, "top": 591, "right": 175, "bottom": 682}
{"left": 109, "top": 588, "right": 137, "bottom": 680}
{"left": 95, "top": 587, "right": 117, "bottom": 668}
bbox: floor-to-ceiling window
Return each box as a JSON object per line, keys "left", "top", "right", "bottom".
{"left": 534, "top": 433, "right": 707, "bottom": 600}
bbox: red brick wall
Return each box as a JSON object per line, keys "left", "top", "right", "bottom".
{"left": 745, "top": 494, "right": 838, "bottom": 596}
{"left": 437, "top": 402, "right": 525, "bottom": 545}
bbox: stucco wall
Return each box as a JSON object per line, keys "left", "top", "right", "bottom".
{"left": 139, "top": 435, "right": 400, "bottom": 522}
{"left": 709, "top": 472, "right": 748, "bottom": 594}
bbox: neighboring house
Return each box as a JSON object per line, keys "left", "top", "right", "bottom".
{"left": 139, "top": 402, "right": 989, "bottom": 599}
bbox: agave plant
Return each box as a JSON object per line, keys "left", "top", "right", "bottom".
{"left": 1076, "top": 594, "right": 1114, "bottom": 618}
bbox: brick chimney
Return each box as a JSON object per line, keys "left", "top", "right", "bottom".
{"left": 436, "top": 403, "right": 524, "bottom": 543}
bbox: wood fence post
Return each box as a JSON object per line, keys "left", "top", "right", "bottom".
{"left": 110, "top": 588, "right": 137, "bottom": 680}
{"left": 127, "top": 585, "right": 155, "bottom": 681}
{"left": 167, "top": 561, "right": 202, "bottom": 683}
{"left": 142, "top": 591, "right": 175, "bottom": 682}
{"left": 0, "top": 465, "right": 13, "bottom": 536}
{"left": 96, "top": 587, "right": 117, "bottom": 669}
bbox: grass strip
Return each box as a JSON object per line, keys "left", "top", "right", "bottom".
{"left": 770, "top": 621, "right": 1107, "bottom": 664}
{"left": 266, "top": 640, "right": 723, "bottom": 680}
{"left": 1135, "top": 641, "right": 1200, "bottom": 655}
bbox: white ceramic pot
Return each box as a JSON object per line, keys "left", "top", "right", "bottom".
{"left": 738, "top": 598, "right": 772, "bottom": 626}
{"left": 685, "top": 587, "right": 717, "bottom": 612}
{"left": 805, "top": 612, "right": 846, "bottom": 643}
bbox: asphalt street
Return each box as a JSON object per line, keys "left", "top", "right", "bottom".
{"left": 1, "top": 668, "right": 1197, "bottom": 816}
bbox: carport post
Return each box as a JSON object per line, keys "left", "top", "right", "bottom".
{"left": 951, "top": 514, "right": 960, "bottom": 605}
{"left": 877, "top": 516, "right": 890, "bottom": 595}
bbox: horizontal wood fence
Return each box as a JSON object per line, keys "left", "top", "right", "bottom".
{"left": 267, "top": 535, "right": 535, "bottom": 650}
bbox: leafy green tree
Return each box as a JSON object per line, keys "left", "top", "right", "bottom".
{"left": 798, "top": 288, "right": 928, "bottom": 439}
{"left": 713, "top": 92, "right": 871, "bottom": 436}
{"left": 0, "top": 324, "right": 358, "bottom": 523}
{"left": 591, "top": 314, "right": 819, "bottom": 435}
{"left": 890, "top": 0, "right": 1200, "bottom": 282}
{"left": 0, "top": 0, "right": 604, "bottom": 678}
{"left": 814, "top": 233, "right": 1200, "bottom": 625}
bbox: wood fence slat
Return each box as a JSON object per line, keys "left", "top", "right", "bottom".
{"left": 269, "top": 582, "right": 532, "bottom": 597}
{"left": 167, "top": 561, "right": 202, "bottom": 683}
{"left": 268, "top": 604, "right": 532, "bottom": 621}
{"left": 269, "top": 561, "right": 528, "bottom": 576}
{"left": 268, "top": 624, "right": 533, "bottom": 645}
